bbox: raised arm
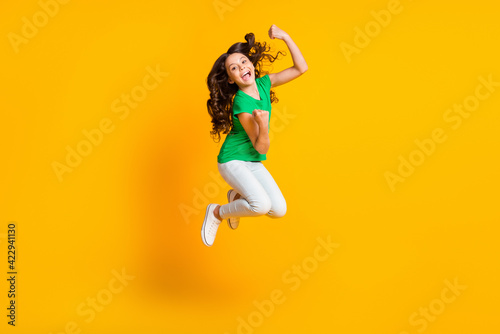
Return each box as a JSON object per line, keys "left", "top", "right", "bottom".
{"left": 267, "top": 25, "right": 308, "bottom": 88}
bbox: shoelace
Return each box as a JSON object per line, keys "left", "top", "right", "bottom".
{"left": 207, "top": 218, "right": 221, "bottom": 238}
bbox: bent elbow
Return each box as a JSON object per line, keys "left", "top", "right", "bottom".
{"left": 256, "top": 145, "right": 269, "bottom": 155}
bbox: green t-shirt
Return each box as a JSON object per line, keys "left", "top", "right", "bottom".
{"left": 217, "top": 74, "right": 272, "bottom": 163}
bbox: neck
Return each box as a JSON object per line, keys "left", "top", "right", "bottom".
{"left": 240, "top": 83, "right": 259, "bottom": 98}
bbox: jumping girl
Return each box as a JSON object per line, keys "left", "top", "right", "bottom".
{"left": 202, "top": 24, "right": 308, "bottom": 247}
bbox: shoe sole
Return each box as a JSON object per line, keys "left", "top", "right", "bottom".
{"left": 226, "top": 189, "right": 239, "bottom": 230}
{"left": 201, "top": 204, "right": 215, "bottom": 247}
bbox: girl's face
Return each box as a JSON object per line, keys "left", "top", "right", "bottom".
{"left": 225, "top": 53, "right": 255, "bottom": 87}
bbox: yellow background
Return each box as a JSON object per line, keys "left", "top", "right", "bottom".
{"left": 1, "top": 0, "right": 499, "bottom": 333}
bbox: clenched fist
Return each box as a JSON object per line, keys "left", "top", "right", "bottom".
{"left": 252, "top": 109, "right": 269, "bottom": 128}
{"left": 268, "top": 24, "right": 289, "bottom": 40}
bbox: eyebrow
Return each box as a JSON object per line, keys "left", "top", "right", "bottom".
{"left": 228, "top": 56, "right": 246, "bottom": 68}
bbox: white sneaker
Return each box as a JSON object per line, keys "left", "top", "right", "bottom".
{"left": 227, "top": 189, "right": 240, "bottom": 230}
{"left": 201, "top": 204, "right": 222, "bottom": 247}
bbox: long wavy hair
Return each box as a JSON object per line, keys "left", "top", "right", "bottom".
{"left": 206, "top": 32, "right": 286, "bottom": 142}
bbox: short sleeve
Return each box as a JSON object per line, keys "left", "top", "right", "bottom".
{"left": 259, "top": 74, "right": 271, "bottom": 91}
{"left": 232, "top": 95, "right": 253, "bottom": 116}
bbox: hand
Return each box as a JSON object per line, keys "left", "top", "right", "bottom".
{"left": 252, "top": 109, "right": 269, "bottom": 128}
{"left": 268, "top": 24, "right": 289, "bottom": 40}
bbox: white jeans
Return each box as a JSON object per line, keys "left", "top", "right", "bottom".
{"left": 217, "top": 160, "right": 287, "bottom": 219}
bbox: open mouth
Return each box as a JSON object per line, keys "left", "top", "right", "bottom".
{"left": 241, "top": 71, "right": 251, "bottom": 81}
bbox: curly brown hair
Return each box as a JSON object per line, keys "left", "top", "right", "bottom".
{"left": 206, "top": 32, "right": 286, "bottom": 142}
